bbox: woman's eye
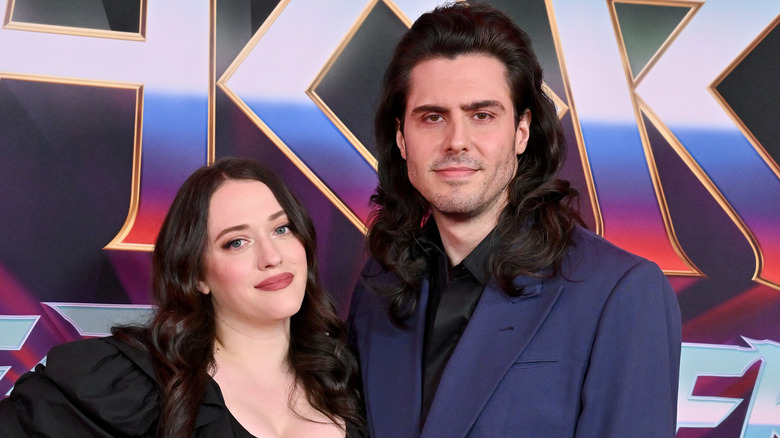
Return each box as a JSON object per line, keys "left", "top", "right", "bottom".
{"left": 223, "top": 239, "right": 246, "bottom": 249}
{"left": 274, "top": 224, "right": 291, "bottom": 236}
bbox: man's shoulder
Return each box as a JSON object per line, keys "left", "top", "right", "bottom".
{"left": 570, "top": 225, "right": 645, "bottom": 262}
{"left": 562, "top": 225, "right": 661, "bottom": 278}
{"left": 552, "top": 227, "right": 674, "bottom": 315}
{"left": 349, "top": 256, "right": 414, "bottom": 321}
{"left": 356, "top": 256, "right": 401, "bottom": 288}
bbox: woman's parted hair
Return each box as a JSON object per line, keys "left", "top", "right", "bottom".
{"left": 368, "top": 2, "right": 582, "bottom": 326}
{"left": 114, "top": 157, "right": 363, "bottom": 436}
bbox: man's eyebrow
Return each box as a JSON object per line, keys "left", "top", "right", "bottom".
{"left": 409, "top": 100, "right": 505, "bottom": 116}
{"left": 409, "top": 104, "right": 448, "bottom": 116}
{"left": 462, "top": 100, "right": 504, "bottom": 112}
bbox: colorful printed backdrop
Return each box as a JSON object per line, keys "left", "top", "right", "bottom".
{"left": 1, "top": 1, "right": 778, "bottom": 436}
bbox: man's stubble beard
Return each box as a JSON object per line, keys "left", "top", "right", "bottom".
{"left": 427, "top": 179, "right": 509, "bottom": 223}
{"left": 427, "top": 157, "right": 517, "bottom": 223}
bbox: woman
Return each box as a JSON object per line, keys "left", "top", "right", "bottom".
{"left": 0, "top": 157, "right": 365, "bottom": 437}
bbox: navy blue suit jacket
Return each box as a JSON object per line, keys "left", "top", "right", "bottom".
{"left": 348, "top": 226, "right": 681, "bottom": 437}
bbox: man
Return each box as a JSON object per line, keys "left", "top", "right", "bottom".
{"left": 348, "top": 2, "right": 681, "bottom": 437}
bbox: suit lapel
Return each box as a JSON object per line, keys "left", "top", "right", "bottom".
{"left": 364, "top": 279, "right": 429, "bottom": 437}
{"left": 420, "top": 275, "right": 563, "bottom": 437}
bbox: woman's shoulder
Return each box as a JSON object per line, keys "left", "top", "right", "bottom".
{"left": 45, "top": 335, "right": 157, "bottom": 388}
{"left": 3, "top": 336, "right": 159, "bottom": 437}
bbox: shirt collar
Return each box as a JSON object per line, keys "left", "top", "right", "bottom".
{"left": 461, "top": 228, "right": 496, "bottom": 285}
{"left": 419, "top": 219, "right": 497, "bottom": 286}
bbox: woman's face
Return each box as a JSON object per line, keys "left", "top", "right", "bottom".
{"left": 198, "top": 179, "right": 307, "bottom": 331}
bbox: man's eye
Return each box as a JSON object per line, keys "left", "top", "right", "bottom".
{"left": 426, "top": 114, "right": 442, "bottom": 122}
{"left": 474, "top": 112, "right": 491, "bottom": 120}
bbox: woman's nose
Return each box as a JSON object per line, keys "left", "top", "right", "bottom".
{"left": 256, "top": 238, "right": 282, "bottom": 269}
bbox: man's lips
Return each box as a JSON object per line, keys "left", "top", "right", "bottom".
{"left": 433, "top": 166, "right": 478, "bottom": 178}
{"left": 255, "top": 273, "right": 294, "bottom": 291}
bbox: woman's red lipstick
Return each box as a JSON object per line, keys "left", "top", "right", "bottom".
{"left": 255, "top": 273, "right": 294, "bottom": 291}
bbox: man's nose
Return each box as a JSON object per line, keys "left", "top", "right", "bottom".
{"left": 443, "top": 117, "right": 468, "bottom": 153}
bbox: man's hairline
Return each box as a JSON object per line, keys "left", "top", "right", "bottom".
{"left": 394, "top": 51, "right": 523, "bottom": 135}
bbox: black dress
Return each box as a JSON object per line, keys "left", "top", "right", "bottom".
{"left": 0, "top": 337, "right": 361, "bottom": 437}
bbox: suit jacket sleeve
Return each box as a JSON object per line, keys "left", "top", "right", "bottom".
{"left": 574, "top": 259, "right": 681, "bottom": 437}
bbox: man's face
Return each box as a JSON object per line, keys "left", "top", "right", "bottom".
{"left": 396, "top": 54, "right": 530, "bottom": 223}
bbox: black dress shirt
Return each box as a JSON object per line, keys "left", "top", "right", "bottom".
{"left": 419, "top": 224, "right": 496, "bottom": 426}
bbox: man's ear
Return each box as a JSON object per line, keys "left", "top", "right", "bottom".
{"left": 514, "top": 110, "right": 531, "bottom": 155}
{"left": 396, "top": 118, "right": 407, "bottom": 160}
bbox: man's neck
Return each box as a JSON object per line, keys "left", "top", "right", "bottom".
{"left": 432, "top": 210, "right": 499, "bottom": 266}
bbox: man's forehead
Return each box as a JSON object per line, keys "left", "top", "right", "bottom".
{"left": 405, "top": 54, "right": 512, "bottom": 109}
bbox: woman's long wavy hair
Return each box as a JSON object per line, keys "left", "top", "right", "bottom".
{"left": 113, "top": 157, "right": 363, "bottom": 437}
{"left": 368, "top": 2, "right": 583, "bottom": 326}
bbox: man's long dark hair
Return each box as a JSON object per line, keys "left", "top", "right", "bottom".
{"left": 368, "top": 2, "right": 582, "bottom": 326}
{"left": 113, "top": 157, "right": 364, "bottom": 436}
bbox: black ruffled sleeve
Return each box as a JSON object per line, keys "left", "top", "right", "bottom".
{"left": 0, "top": 337, "right": 159, "bottom": 437}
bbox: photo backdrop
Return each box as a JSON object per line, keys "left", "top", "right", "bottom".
{"left": 1, "top": 1, "right": 779, "bottom": 436}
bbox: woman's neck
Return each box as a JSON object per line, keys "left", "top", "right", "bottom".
{"left": 210, "top": 318, "right": 345, "bottom": 438}
{"left": 213, "top": 317, "right": 291, "bottom": 372}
